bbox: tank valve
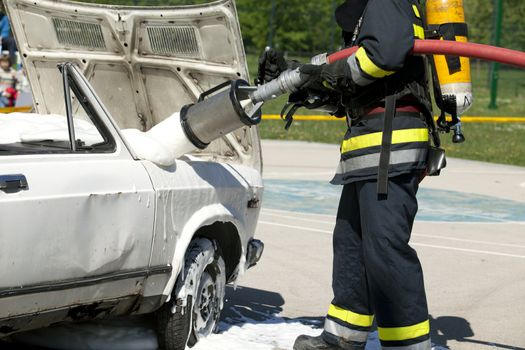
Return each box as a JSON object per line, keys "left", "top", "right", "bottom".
{"left": 451, "top": 122, "right": 466, "bottom": 143}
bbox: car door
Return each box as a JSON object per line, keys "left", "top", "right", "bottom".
{"left": 0, "top": 64, "right": 157, "bottom": 318}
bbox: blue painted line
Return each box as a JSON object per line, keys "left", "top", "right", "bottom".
{"left": 263, "top": 179, "right": 525, "bottom": 223}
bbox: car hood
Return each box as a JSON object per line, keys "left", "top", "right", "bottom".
{"left": 5, "top": 0, "right": 261, "bottom": 170}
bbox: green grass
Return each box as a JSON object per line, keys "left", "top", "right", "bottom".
{"left": 259, "top": 120, "right": 525, "bottom": 167}
{"left": 248, "top": 54, "right": 525, "bottom": 166}
{"left": 468, "top": 64, "right": 525, "bottom": 116}
{"left": 439, "top": 122, "right": 525, "bottom": 166}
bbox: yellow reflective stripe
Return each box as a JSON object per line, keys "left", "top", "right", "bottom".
{"left": 412, "top": 4, "right": 421, "bottom": 18}
{"left": 328, "top": 304, "right": 374, "bottom": 328}
{"left": 341, "top": 128, "right": 429, "bottom": 154}
{"left": 355, "top": 47, "right": 395, "bottom": 79}
{"left": 413, "top": 24, "right": 425, "bottom": 39}
{"left": 378, "top": 320, "right": 430, "bottom": 341}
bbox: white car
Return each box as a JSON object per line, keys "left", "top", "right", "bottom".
{"left": 0, "top": 1, "right": 264, "bottom": 349}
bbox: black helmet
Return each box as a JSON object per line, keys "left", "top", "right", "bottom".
{"left": 335, "top": 0, "right": 368, "bottom": 32}
{"left": 335, "top": 0, "right": 368, "bottom": 46}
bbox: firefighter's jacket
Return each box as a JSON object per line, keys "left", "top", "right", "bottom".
{"left": 331, "top": 0, "right": 432, "bottom": 185}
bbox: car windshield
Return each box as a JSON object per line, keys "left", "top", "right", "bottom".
{"left": 0, "top": 113, "right": 105, "bottom": 151}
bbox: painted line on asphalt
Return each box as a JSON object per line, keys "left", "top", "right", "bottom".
{"left": 261, "top": 211, "right": 336, "bottom": 225}
{"left": 413, "top": 233, "right": 525, "bottom": 249}
{"left": 261, "top": 208, "right": 525, "bottom": 226}
{"left": 411, "top": 243, "right": 525, "bottom": 259}
{"left": 266, "top": 168, "right": 525, "bottom": 176}
{"left": 259, "top": 220, "right": 332, "bottom": 235}
{"left": 431, "top": 169, "right": 525, "bottom": 175}
{"left": 415, "top": 220, "right": 525, "bottom": 225}
{"left": 261, "top": 213, "right": 525, "bottom": 248}
{"left": 258, "top": 220, "right": 525, "bottom": 259}
{"left": 261, "top": 211, "right": 525, "bottom": 248}
{"left": 264, "top": 172, "right": 335, "bottom": 177}
{"left": 262, "top": 208, "right": 336, "bottom": 218}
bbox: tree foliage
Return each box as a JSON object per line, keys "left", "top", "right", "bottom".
{"left": 464, "top": 0, "right": 525, "bottom": 51}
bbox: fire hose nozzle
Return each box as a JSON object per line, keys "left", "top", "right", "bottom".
{"left": 180, "top": 79, "right": 262, "bottom": 151}
{"left": 249, "top": 68, "right": 306, "bottom": 104}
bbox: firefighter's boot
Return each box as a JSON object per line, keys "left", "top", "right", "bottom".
{"left": 293, "top": 334, "right": 365, "bottom": 350}
{"left": 293, "top": 335, "right": 341, "bottom": 350}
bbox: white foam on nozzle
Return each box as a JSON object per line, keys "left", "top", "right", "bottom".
{"left": 121, "top": 112, "right": 196, "bottom": 166}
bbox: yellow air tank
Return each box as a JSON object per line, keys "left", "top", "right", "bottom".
{"left": 426, "top": 0, "right": 473, "bottom": 116}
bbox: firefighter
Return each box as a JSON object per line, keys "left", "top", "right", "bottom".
{"left": 258, "top": 0, "right": 433, "bottom": 349}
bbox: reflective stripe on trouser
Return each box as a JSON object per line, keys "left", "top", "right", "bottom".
{"left": 324, "top": 318, "right": 369, "bottom": 343}
{"left": 330, "top": 173, "right": 430, "bottom": 349}
{"left": 323, "top": 303, "right": 373, "bottom": 342}
{"left": 382, "top": 339, "right": 432, "bottom": 350}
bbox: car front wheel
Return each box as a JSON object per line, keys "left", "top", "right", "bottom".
{"left": 156, "top": 238, "right": 226, "bottom": 350}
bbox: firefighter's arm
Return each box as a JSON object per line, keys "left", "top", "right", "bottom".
{"left": 348, "top": 0, "right": 415, "bottom": 86}
{"left": 299, "top": 0, "right": 416, "bottom": 91}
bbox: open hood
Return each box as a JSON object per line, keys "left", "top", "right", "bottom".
{"left": 5, "top": 0, "right": 261, "bottom": 169}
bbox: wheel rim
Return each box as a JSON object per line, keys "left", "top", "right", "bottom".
{"left": 194, "top": 270, "right": 218, "bottom": 338}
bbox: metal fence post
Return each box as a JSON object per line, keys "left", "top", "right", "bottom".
{"left": 329, "top": 0, "right": 337, "bottom": 52}
{"left": 267, "top": 0, "right": 276, "bottom": 48}
{"left": 488, "top": 0, "right": 503, "bottom": 110}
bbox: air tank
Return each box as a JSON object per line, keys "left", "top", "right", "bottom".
{"left": 426, "top": 0, "right": 473, "bottom": 116}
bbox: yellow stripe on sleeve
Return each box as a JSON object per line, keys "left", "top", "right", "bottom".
{"left": 414, "top": 24, "right": 425, "bottom": 39}
{"left": 412, "top": 4, "right": 421, "bottom": 18}
{"left": 355, "top": 47, "right": 396, "bottom": 79}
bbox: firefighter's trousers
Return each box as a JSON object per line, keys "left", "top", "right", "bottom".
{"left": 323, "top": 172, "right": 431, "bottom": 350}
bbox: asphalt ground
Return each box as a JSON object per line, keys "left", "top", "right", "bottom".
{"left": 235, "top": 140, "right": 525, "bottom": 350}
{"left": 3, "top": 139, "right": 525, "bottom": 350}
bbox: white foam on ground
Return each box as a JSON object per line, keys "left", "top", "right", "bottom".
{"left": 11, "top": 312, "right": 447, "bottom": 350}
{"left": 192, "top": 317, "right": 321, "bottom": 350}
{"left": 193, "top": 321, "right": 446, "bottom": 350}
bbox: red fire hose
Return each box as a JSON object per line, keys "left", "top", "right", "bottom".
{"left": 327, "top": 39, "right": 525, "bottom": 69}
{"left": 249, "top": 39, "right": 525, "bottom": 105}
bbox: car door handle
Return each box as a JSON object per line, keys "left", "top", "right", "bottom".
{"left": 0, "top": 174, "right": 28, "bottom": 192}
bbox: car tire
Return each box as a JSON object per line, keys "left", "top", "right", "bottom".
{"left": 157, "top": 238, "right": 226, "bottom": 350}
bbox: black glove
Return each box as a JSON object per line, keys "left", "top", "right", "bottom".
{"left": 299, "top": 60, "right": 356, "bottom": 92}
{"left": 257, "top": 48, "right": 302, "bottom": 84}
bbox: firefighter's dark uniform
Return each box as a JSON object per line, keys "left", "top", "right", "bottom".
{"left": 294, "top": 0, "right": 433, "bottom": 350}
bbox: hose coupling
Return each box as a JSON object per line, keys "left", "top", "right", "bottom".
{"left": 250, "top": 68, "right": 306, "bottom": 104}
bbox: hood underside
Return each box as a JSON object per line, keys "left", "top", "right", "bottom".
{"left": 6, "top": 0, "right": 261, "bottom": 169}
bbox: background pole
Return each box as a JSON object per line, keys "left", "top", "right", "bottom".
{"left": 488, "top": 0, "right": 503, "bottom": 109}
{"left": 267, "top": 0, "right": 276, "bottom": 48}
{"left": 329, "top": 0, "right": 337, "bottom": 52}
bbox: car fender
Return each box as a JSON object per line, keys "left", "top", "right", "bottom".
{"left": 161, "top": 203, "right": 245, "bottom": 301}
